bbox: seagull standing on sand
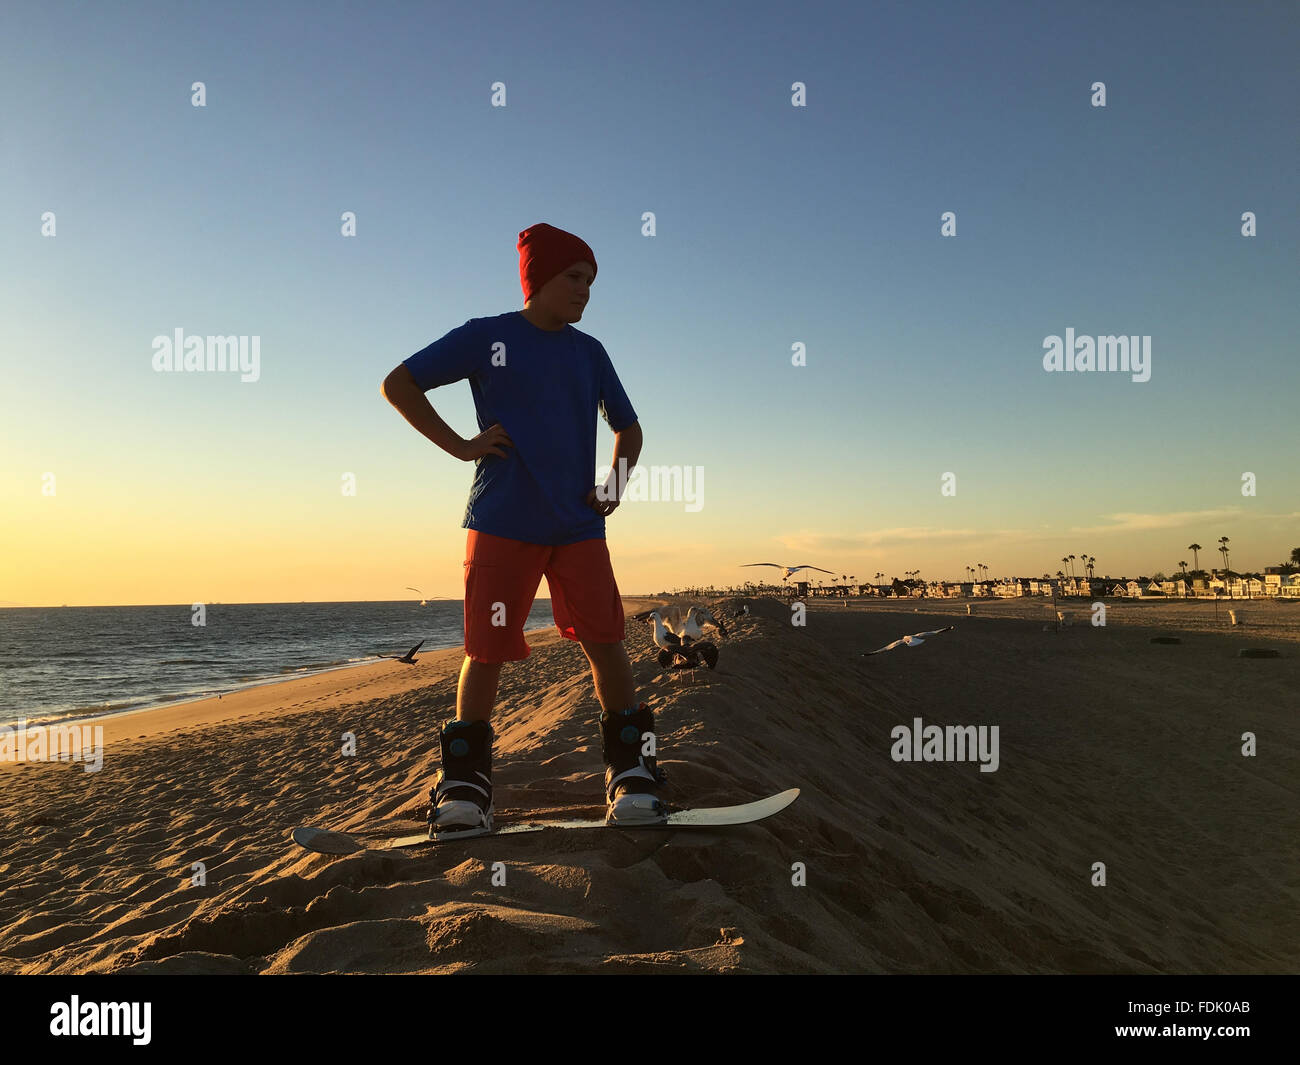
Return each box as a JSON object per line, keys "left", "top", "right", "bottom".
{"left": 677, "top": 606, "right": 724, "bottom": 669}
{"left": 631, "top": 610, "right": 699, "bottom": 668}
{"left": 862, "top": 627, "right": 955, "bottom": 656}
{"left": 379, "top": 639, "right": 425, "bottom": 664}
{"left": 741, "top": 563, "right": 835, "bottom": 582}
{"left": 681, "top": 606, "right": 728, "bottom": 643}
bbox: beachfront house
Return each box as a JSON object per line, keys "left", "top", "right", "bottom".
{"left": 1281, "top": 575, "right": 1300, "bottom": 598}
{"left": 1123, "top": 580, "right": 1143, "bottom": 597}
{"left": 1264, "top": 570, "right": 1300, "bottom": 597}
{"left": 1142, "top": 581, "right": 1164, "bottom": 596}
{"left": 1160, "top": 578, "right": 1191, "bottom": 597}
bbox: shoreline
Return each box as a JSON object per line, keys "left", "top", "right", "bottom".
{"left": 0, "top": 597, "right": 668, "bottom": 768}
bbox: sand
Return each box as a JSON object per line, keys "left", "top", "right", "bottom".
{"left": 1, "top": 594, "right": 1295, "bottom": 974}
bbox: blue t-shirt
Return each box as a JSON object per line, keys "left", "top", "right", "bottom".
{"left": 404, "top": 311, "right": 639, "bottom": 546}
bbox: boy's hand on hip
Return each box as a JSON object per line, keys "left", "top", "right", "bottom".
{"left": 586, "top": 486, "right": 620, "bottom": 516}
{"left": 457, "top": 422, "right": 513, "bottom": 462}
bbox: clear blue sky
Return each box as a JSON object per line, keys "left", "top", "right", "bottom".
{"left": 2, "top": 0, "right": 1297, "bottom": 604}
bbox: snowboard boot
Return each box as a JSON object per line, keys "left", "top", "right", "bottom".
{"left": 600, "top": 702, "right": 668, "bottom": 825}
{"left": 427, "top": 718, "right": 494, "bottom": 838}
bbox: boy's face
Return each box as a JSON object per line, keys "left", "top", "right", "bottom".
{"left": 532, "top": 260, "right": 594, "bottom": 322}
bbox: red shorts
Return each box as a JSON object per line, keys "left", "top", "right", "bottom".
{"left": 463, "top": 529, "right": 626, "bottom": 663}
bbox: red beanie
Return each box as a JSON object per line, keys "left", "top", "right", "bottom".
{"left": 517, "top": 223, "right": 597, "bottom": 304}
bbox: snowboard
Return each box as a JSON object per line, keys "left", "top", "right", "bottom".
{"left": 291, "top": 788, "right": 799, "bottom": 855}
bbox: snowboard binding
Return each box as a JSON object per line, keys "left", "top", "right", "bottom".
{"left": 600, "top": 702, "right": 668, "bottom": 825}
{"left": 427, "top": 719, "right": 495, "bottom": 839}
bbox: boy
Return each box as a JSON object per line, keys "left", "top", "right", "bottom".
{"left": 381, "top": 223, "right": 665, "bottom": 838}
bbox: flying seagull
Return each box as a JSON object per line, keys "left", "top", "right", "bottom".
{"left": 741, "top": 563, "right": 835, "bottom": 581}
{"left": 379, "top": 639, "right": 425, "bottom": 664}
{"left": 862, "top": 627, "right": 955, "bottom": 656}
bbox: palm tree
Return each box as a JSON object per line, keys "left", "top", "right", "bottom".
{"left": 1086, "top": 556, "right": 1096, "bottom": 579}
{"left": 1179, "top": 560, "right": 1188, "bottom": 578}
{"left": 1188, "top": 543, "right": 1202, "bottom": 574}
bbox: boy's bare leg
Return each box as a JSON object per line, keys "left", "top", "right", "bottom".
{"left": 579, "top": 640, "right": 636, "bottom": 713}
{"left": 456, "top": 656, "right": 502, "bottom": 723}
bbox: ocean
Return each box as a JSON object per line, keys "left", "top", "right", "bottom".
{"left": 0, "top": 600, "right": 559, "bottom": 728}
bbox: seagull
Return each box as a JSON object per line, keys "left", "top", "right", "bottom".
{"left": 741, "top": 563, "right": 835, "bottom": 581}
{"left": 379, "top": 639, "right": 425, "bottom": 664}
{"left": 406, "top": 586, "right": 427, "bottom": 606}
{"left": 631, "top": 610, "right": 700, "bottom": 668}
{"left": 862, "top": 626, "right": 955, "bottom": 656}
{"left": 681, "top": 606, "right": 728, "bottom": 642}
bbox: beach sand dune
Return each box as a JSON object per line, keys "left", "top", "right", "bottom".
{"left": 1, "top": 595, "right": 1295, "bottom": 974}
